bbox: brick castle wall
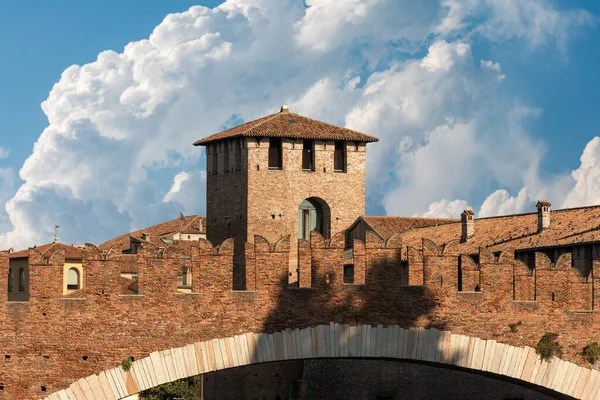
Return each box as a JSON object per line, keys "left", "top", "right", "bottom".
{"left": 1, "top": 233, "right": 600, "bottom": 399}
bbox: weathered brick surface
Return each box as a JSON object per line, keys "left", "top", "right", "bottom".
{"left": 3, "top": 233, "right": 600, "bottom": 399}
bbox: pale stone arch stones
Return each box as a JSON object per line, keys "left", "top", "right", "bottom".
{"left": 44, "top": 324, "right": 600, "bottom": 400}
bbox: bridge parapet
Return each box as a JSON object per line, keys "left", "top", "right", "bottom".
{"left": 2, "top": 235, "right": 600, "bottom": 398}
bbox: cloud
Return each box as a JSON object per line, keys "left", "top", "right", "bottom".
{"left": 296, "top": 0, "right": 442, "bottom": 53}
{"left": 0, "top": 168, "right": 16, "bottom": 236}
{"left": 473, "top": 136, "right": 600, "bottom": 218}
{"left": 422, "top": 199, "right": 471, "bottom": 218}
{"left": 478, "top": 187, "right": 535, "bottom": 217}
{"left": 163, "top": 171, "right": 207, "bottom": 214}
{"left": 0, "top": 147, "right": 9, "bottom": 160}
{"left": 0, "top": 0, "right": 595, "bottom": 250}
{"left": 343, "top": 40, "right": 523, "bottom": 216}
{"left": 437, "top": 0, "right": 596, "bottom": 53}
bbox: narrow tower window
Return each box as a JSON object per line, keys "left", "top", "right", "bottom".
{"left": 334, "top": 141, "right": 346, "bottom": 172}
{"left": 302, "top": 139, "right": 314, "bottom": 171}
{"left": 268, "top": 138, "right": 282, "bottom": 170}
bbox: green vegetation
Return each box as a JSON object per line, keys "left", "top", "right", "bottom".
{"left": 121, "top": 355, "right": 135, "bottom": 372}
{"left": 139, "top": 377, "right": 201, "bottom": 400}
{"left": 535, "top": 333, "right": 562, "bottom": 361}
{"left": 582, "top": 342, "right": 600, "bottom": 365}
{"left": 508, "top": 321, "right": 523, "bottom": 333}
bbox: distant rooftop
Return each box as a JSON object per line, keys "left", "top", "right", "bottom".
{"left": 194, "top": 106, "right": 379, "bottom": 146}
{"left": 353, "top": 216, "right": 459, "bottom": 240}
{"left": 99, "top": 215, "right": 205, "bottom": 252}
{"left": 400, "top": 204, "right": 600, "bottom": 253}
{"left": 8, "top": 242, "right": 84, "bottom": 260}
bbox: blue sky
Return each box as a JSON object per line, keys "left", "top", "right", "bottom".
{"left": 0, "top": 0, "right": 599, "bottom": 249}
{"left": 0, "top": 0, "right": 219, "bottom": 163}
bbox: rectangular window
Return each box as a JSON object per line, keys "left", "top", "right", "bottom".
{"left": 302, "top": 139, "right": 314, "bottom": 171}
{"left": 177, "top": 267, "right": 192, "bottom": 292}
{"left": 212, "top": 143, "right": 218, "bottom": 175}
{"left": 334, "top": 141, "right": 346, "bottom": 172}
{"left": 268, "top": 138, "right": 282, "bottom": 170}
{"left": 223, "top": 140, "right": 230, "bottom": 173}
{"left": 120, "top": 272, "right": 139, "bottom": 295}
{"left": 343, "top": 264, "right": 354, "bottom": 284}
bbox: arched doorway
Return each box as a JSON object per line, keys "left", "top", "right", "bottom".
{"left": 298, "top": 197, "right": 330, "bottom": 240}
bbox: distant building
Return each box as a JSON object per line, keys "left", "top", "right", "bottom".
{"left": 98, "top": 215, "right": 206, "bottom": 254}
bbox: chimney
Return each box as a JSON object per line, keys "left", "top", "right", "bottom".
{"left": 536, "top": 200, "right": 551, "bottom": 232}
{"left": 460, "top": 209, "right": 475, "bottom": 243}
{"left": 141, "top": 233, "right": 150, "bottom": 241}
{"left": 280, "top": 105, "right": 289, "bottom": 113}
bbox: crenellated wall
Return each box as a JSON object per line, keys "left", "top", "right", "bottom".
{"left": 2, "top": 234, "right": 600, "bottom": 399}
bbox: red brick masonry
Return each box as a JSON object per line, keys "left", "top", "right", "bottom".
{"left": 1, "top": 230, "right": 599, "bottom": 399}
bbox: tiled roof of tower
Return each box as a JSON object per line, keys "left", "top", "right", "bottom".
{"left": 9, "top": 242, "right": 84, "bottom": 259}
{"left": 99, "top": 215, "right": 206, "bottom": 252}
{"left": 358, "top": 216, "right": 459, "bottom": 240}
{"left": 400, "top": 204, "right": 600, "bottom": 254}
{"left": 193, "top": 108, "right": 379, "bottom": 145}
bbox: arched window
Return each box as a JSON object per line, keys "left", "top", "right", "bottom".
{"left": 7, "top": 268, "right": 13, "bottom": 292}
{"left": 67, "top": 268, "right": 80, "bottom": 291}
{"left": 18, "top": 268, "right": 25, "bottom": 292}
{"left": 298, "top": 197, "right": 330, "bottom": 240}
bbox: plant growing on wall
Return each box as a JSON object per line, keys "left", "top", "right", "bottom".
{"left": 583, "top": 342, "right": 600, "bottom": 365}
{"left": 535, "top": 333, "right": 562, "bottom": 361}
{"left": 121, "top": 355, "right": 135, "bottom": 372}
{"left": 508, "top": 321, "right": 523, "bottom": 333}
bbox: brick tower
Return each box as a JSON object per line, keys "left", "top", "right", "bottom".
{"left": 194, "top": 106, "right": 378, "bottom": 286}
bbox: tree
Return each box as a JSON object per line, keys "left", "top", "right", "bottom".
{"left": 139, "top": 377, "right": 201, "bottom": 400}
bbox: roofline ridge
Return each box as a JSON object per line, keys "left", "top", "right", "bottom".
{"left": 194, "top": 110, "right": 379, "bottom": 145}
{"left": 193, "top": 111, "right": 282, "bottom": 145}
{"left": 473, "top": 203, "right": 600, "bottom": 221}
{"left": 549, "top": 203, "right": 600, "bottom": 213}
{"left": 288, "top": 112, "right": 379, "bottom": 141}
{"left": 363, "top": 215, "right": 460, "bottom": 221}
{"left": 242, "top": 111, "right": 286, "bottom": 136}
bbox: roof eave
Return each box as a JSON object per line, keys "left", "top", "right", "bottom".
{"left": 194, "top": 135, "right": 378, "bottom": 146}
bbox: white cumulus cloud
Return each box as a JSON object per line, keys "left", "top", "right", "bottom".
{"left": 422, "top": 199, "right": 472, "bottom": 218}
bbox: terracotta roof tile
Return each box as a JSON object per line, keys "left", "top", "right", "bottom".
{"left": 9, "top": 242, "right": 84, "bottom": 260}
{"left": 99, "top": 215, "right": 205, "bottom": 252}
{"left": 360, "top": 216, "right": 459, "bottom": 240}
{"left": 193, "top": 110, "right": 379, "bottom": 145}
{"left": 400, "top": 204, "right": 600, "bottom": 254}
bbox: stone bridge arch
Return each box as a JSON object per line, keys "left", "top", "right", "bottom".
{"left": 45, "top": 324, "right": 600, "bottom": 400}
